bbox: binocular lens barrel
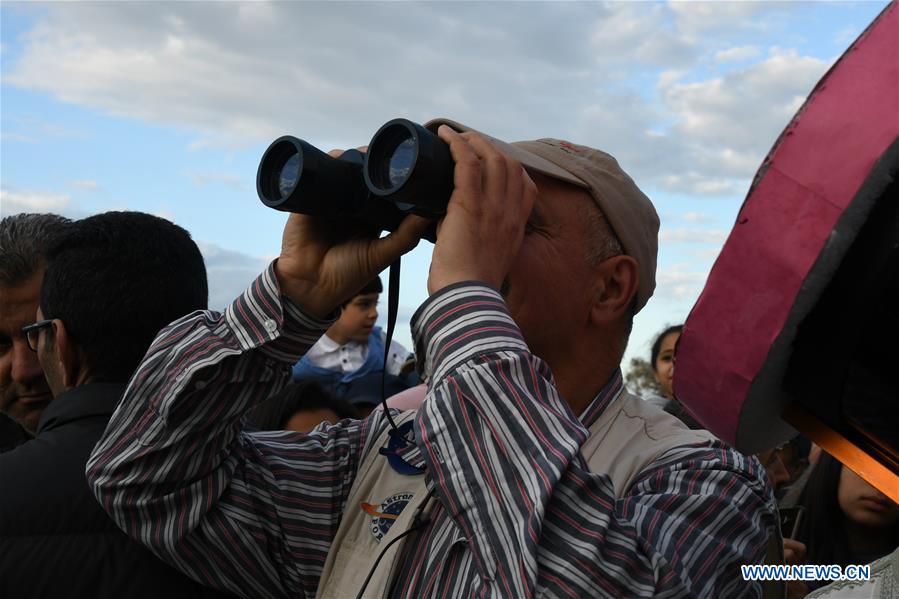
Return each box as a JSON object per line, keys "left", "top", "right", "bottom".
{"left": 257, "top": 137, "right": 309, "bottom": 209}
{"left": 256, "top": 118, "right": 454, "bottom": 234}
{"left": 364, "top": 119, "right": 454, "bottom": 217}
{"left": 365, "top": 122, "right": 418, "bottom": 192}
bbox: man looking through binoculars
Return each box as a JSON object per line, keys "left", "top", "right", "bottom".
{"left": 88, "top": 121, "right": 777, "bottom": 598}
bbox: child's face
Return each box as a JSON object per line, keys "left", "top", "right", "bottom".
{"left": 653, "top": 331, "right": 680, "bottom": 399}
{"left": 331, "top": 292, "right": 379, "bottom": 343}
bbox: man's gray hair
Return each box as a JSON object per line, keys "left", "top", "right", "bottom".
{"left": 577, "top": 201, "right": 635, "bottom": 337}
{"left": 0, "top": 213, "right": 71, "bottom": 286}
{"left": 579, "top": 201, "right": 624, "bottom": 267}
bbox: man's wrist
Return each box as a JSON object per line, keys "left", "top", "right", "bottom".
{"left": 411, "top": 282, "right": 528, "bottom": 382}
{"left": 227, "top": 262, "right": 336, "bottom": 362}
{"left": 427, "top": 273, "right": 501, "bottom": 296}
{"left": 272, "top": 258, "right": 334, "bottom": 319}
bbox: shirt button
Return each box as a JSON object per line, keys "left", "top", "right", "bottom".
{"left": 263, "top": 318, "right": 277, "bottom": 333}
{"left": 195, "top": 381, "right": 207, "bottom": 390}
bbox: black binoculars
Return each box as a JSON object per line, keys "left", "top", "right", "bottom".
{"left": 256, "top": 119, "right": 453, "bottom": 236}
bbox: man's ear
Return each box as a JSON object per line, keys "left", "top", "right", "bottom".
{"left": 47, "top": 319, "right": 82, "bottom": 389}
{"left": 590, "top": 255, "right": 639, "bottom": 326}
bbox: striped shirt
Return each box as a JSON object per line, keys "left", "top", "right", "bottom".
{"left": 87, "top": 264, "right": 776, "bottom": 598}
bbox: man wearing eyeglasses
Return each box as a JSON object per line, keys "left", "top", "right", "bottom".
{"left": 0, "top": 211, "right": 233, "bottom": 598}
{"left": 0, "top": 213, "right": 70, "bottom": 449}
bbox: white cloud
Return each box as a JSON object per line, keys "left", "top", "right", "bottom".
{"left": 187, "top": 138, "right": 219, "bottom": 151}
{"left": 668, "top": 1, "right": 780, "bottom": 36}
{"left": 681, "top": 211, "right": 715, "bottom": 224}
{"left": 186, "top": 171, "right": 249, "bottom": 191}
{"left": 715, "top": 45, "right": 761, "bottom": 62}
{"left": 589, "top": 3, "right": 696, "bottom": 68}
{"left": 573, "top": 40, "right": 832, "bottom": 197}
{"left": 1, "top": 115, "right": 89, "bottom": 141}
{"left": 656, "top": 172, "right": 745, "bottom": 197}
{"left": 1, "top": 132, "right": 35, "bottom": 143}
{"left": 654, "top": 263, "right": 712, "bottom": 299}
{"left": 659, "top": 227, "right": 728, "bottom": 245}
{"left": 661, "top": 49, "right": 827, "bottom": 154}
{"left": 0, "top": 189, "right": 71, "bottom": 214}
{"left": 1, "top": 2, "right": 843, "bottom": 199}
{"left": 658, "top": 69, "right": 687, "bottom": 88}
{"left": 196, "top": 242, "right": 271, "bottom": 310}
{"left": 68, "top": 180, "right": 100, "bottom": 190}
{"left": 687, "top": 247, "right": 723, "bottom": 261}
{"left": 835, "top": 24, "right": 864, "bottom": 46}
{"left": 633, "top": 47, "right": 831, "bottom": 195}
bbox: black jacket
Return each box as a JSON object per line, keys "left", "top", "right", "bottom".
{"left": 0, "top": 383, "right": 232, "bottom": 598}
{"left": 0, "top": 412, "right": 30, "bottom": 453}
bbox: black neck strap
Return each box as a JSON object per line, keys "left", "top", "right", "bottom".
{"left": 381, "top": 257, "right": 412, "bottom": 443}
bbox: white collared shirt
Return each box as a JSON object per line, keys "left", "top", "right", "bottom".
{"left": 304, "top": 331, "right": 410, "bottom": 376}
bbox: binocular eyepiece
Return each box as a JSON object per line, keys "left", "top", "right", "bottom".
{"left": 257, "top": 119, "right": 454, "bottom": 236}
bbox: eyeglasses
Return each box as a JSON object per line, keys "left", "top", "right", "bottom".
{"left": 21, "top": 319, "right": 53, "bottom": 352}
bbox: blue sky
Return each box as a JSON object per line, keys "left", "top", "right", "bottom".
{"left": 1, "top": 0, "right": 890, "bottom": 378}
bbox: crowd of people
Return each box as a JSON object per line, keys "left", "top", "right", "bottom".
{"left": 0, "top": 212, "right": 231, "bottom": 597}
{"left": 642, "top": 325, "right": 899, "bottom": 599}
{"left": 0, "top": 120, "right": 895, "bottom": 598}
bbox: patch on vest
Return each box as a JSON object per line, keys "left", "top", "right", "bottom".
{"left": 361, "top": 491, "right": 414, "bottom": 542}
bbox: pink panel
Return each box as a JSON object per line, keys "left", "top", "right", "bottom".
{"left": 674, "top": 2, "right": 898, "bottom": 447}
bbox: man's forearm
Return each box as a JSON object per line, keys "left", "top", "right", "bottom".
{"left": 85, "top": 265, "right": 366, "bottom": 598}
{"left": 87, "top": 264, "right": 325, "bottom": 497}
{"left": 412, "top": 283, "right": 588, "bottom": 594}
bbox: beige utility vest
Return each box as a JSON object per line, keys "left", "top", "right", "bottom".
{"left": 315, "top": 391, "right": 775, "bottom": 598}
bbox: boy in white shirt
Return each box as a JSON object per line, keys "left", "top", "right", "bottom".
{"left": 292, "top": 276, "right": 415, "bottom": 415}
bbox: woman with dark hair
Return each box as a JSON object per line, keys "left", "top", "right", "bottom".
{"left": 249, "top": 381, "right": 360, "bottom": 433}
{"left": 645, "top": 324, "right": 705, "bottom": 430}
{"left": 643, "top": 324, "right": 683, "bottom": 410}
{"left": 793, "top": 452, "right": 899, "bottom": 594}
{"left": 647, "top": 325, "right": 793, "bottom": 495}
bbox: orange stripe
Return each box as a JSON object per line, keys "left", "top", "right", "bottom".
{"left": 360, "top": 502, "right": 400, "bottom": 520}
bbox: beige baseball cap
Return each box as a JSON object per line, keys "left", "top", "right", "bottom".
{"left": 424, "top": 117, "right": 659, "bottom": 313}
